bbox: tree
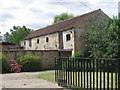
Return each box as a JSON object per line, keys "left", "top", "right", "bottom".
{"left": 3, "top": 32, "right": 10, "bottom": 42}
{"left": 53, "top": 13, "right": 74, "bottom": 23}
{"left": 82, "top": 15, "right": 120, "bottom": 58}
{"left": 0, "top": 32, "right": 2, "bottom": 42}
{"left": 8, "top": 26, "right": 33, "bottom": 45}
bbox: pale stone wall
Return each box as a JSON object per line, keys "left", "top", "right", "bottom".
{"left": 2, "top": 50, "right": 58, "bottom": 69}
{"left": 2, "top": 50, "right": 71, "bottom": 69}
{"left": 22, "top": 32, "right": 59, "bottom": 50}
{"left": 62, "top": 29, "right": 75, "bottom": 54}
{"left": 22, "top": 29, "right": 74, "bottom": 53}
{"left": 74, "top": 10, "right": 111, "bottom": 53}
{"left": 21, "top": 39, "right": 30, "bottom": 50}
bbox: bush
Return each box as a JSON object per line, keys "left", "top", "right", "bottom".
{"left": 72, "top": 50, "right": 91, "bottom": 58}
{"left": 0, "top": 54, "right": 10, "bottom": 73}
{"left": 17, "top": 54, "right": 41, "bottom": 72}
{"left": 72, "top": 51, "right": 83, "bottom": 57}
{"left": 44, "top": 65, "right": 55, "bottom": 70}
{"left": 9, "top": 60, "right": 21, "bottom": 73}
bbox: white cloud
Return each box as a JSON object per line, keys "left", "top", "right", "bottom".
{"left": 0, "top": 0, "right": 119, "bottom": 35}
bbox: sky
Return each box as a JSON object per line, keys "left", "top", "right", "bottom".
{"left": 0, "top": 0, "right": 119, "bottom": 35}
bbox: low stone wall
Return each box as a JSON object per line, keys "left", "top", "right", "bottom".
{"left": 2, "top": 50, "right": 72, "bottom": 70}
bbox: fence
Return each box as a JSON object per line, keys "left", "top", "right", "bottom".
{"left": 55, "top": 57, "right": 120, "bottom": 89}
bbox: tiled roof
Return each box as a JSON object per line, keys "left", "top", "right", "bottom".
{"left": 24, "top": 9, "right": 102, "bottom": 40}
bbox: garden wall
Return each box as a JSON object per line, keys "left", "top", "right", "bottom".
{"left": 2, "top": 50, "right": 71, "bottom": 70}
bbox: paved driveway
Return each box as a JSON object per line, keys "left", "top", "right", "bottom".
{"left": 1, "top": 70, "right": 61, "bottom": 88}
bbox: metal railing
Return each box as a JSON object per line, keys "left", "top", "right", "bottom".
{"left": 55, "top": 57, "right": 120, "bottom": 89}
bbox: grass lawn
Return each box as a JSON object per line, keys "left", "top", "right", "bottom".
{"left": 37, "top": 72, "right": 56, "bottom": 83}
{"left": 38, "top": 71, "right": 118, "bottom": 88}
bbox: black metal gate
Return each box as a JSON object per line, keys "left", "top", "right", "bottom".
{"left": 55, "top": 57, "right": 120, "bottom": 89}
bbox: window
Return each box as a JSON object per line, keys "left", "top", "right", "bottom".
{"left": 37, "top": 39, "right": 39, "bottom": 44}
{"left": 66, "top": 34, "right": 71, "bottom": 41}
{"left": 46, "top": 37, "right": 49, "bottom": 42}
{"left": 29, "top": 39, "right": 32, "bottom": 47}
{"left": 24, "top": 41, "right": 26, "bottom": 45}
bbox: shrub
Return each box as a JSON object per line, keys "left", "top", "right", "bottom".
{"left": 44, "top": 65, "right": 55, "bottom": 70}
{"left": 9, "top": 60, "right": 21, "bottom": 73}
{"left": 72, "top": 51, "right": 83, "bottom": 57}
{"left": 0, "top": 54, "right": 10, "bottom": 73}
{"left": 17, "top": 54, "right": 41, "bottom": 72}
{"left": 72, "top": 50, "right": 91, "bottom": 58}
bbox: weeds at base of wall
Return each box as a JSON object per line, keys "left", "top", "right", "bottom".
{"left": 67, "top": 85, "right": 81, "bottom": 88}
{"left": 43, "top": 65, "right": 55, "bottom": 70}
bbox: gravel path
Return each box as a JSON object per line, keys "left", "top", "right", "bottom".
{"left": 1, "top": 70, "right": 61, "bottom": 88}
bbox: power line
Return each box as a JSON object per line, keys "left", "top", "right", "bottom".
{"left": 80, "top": 2, "right": 93, "bottom": 10}
{"left": 57, "top": 2, "right": 78, "bottom": 14}
{"left": 57, "top": 1, "right": 93, "bottom": 14}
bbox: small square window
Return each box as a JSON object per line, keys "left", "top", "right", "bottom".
{"left": 46, "top": 37, "right": 49, "bottom": 42}
{"left": 37, "top": 39, "right": 39, "bottom": 44}
{"left": 66, "top": 34, "right": 71, "bottom": 41}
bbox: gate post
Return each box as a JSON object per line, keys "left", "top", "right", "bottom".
{"left": 118, "top": 58, "right": 120, "bottom": 89}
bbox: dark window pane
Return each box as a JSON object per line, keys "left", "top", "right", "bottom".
{"left": 37, "top": 39, "right": 39, "bottom": 44}
{"left": 46, "top": 37, "right": 49, "bottom": 42}
{"left": 24, "top": 41, "right": 26, "bottom": 45}
{"left": 29, "top": 39, "right": 32, "bottom": 47}
{"left": 66, "top": 34, "right": 71, "bottom": 41}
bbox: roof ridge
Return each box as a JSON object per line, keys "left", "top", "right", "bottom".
{"left": 52, "top": 9, "right": 101, "bottom": 24}
{"left": 35, "top": 9, "right": 101, "bottom": 31}
{"left": 24, "top": 9, "right": 102, "bottom": 40}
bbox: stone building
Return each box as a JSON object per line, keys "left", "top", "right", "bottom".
{"left": 21, "top": 9, "right": 110, "bottom": 55}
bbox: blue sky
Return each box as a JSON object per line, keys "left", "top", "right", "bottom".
{"left": 0, "top": 0, "right": 119, "bottom": 35}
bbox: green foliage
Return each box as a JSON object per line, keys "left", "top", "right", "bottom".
{"left": 82, "top": 16, "right": 120, "bottom": 58}
{"left": 43, "top": 65, "right": 55, "bottom": 70}
{"left": 38, "top": 72, "right": 56, "bottom": 83}
{"left": 0, "top": 36, "right": 2, "bottom": 42}
{"left": 67, "top": 85, "right": 80, "bottom": 88}
{"left": 17, "top": 54, "right": 41, "bottom": 72}
{"left": 53, "top": 13, "right": 74, "bottom": 23}
{"left": 0, "top": 32, "right": 2, "bottom": 41}
{"left": 72, "top": 51, "right": 91, "bottom": 58}
{"left": 0, "top": 54, "right": 10, "bottom": 73}
{"left": 72, "top": 52, "right": 84, "bottom": 57}
{"left": 3, "top": 32, "right": 10, "bottom": 42}
{"left": 5, "top": 26, "right": 33, "bottom": 45}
